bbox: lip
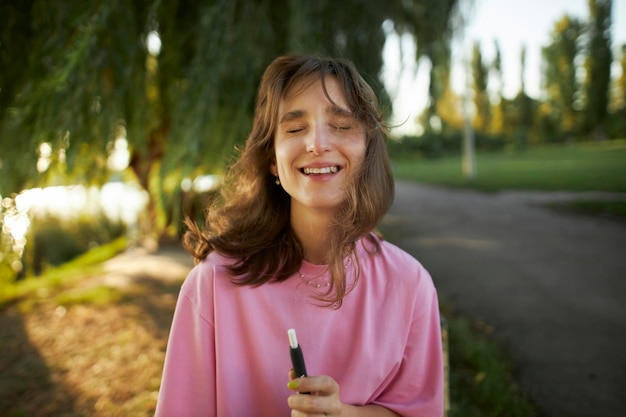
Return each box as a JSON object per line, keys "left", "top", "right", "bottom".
{"left": 298, "top": 163, "right": 343, "bottom": 176}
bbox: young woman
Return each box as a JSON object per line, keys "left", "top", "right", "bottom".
{"left": 155, "top": 54, "right": 443, "bottom": 417}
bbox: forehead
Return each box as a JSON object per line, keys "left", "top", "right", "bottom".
{"left": 279, "top": 75, "right": 349, "bottom": 113}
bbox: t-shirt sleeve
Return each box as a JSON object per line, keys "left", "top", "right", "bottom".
{"left": 373, "top": 265, "right": 445, "bottom": 416}
{"left": 154, "top": 263, "right": 216, "bottom": 417}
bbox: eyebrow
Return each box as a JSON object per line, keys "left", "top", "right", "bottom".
{"left": 328, "top": 105, "right": 354, "bottom": 118}
{"left": 279, "top": 105, "right": 354, "bottom": 124}
{"left": 279, "top": 110, "right": 305, "bottom": 123}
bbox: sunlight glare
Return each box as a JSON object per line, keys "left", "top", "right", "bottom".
{"left": 37, "top": 142, "right": 52, "bottom": 173}
{"left": 181, "top": 178, "right": 193, "bottom": 193}
{"left": 108, "top": 137, "right": 130, "bottom": 171}
{"left": 147, "top": 31, "right": 162, "bottom": 56}
{"left": 192, "top": 175, "right": 221, "bottom": 192}
{"left": 6, "top": 215, "right": 29, "bottom": 240}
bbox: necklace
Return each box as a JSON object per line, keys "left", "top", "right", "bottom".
{"left": 298, "top": 272, "right": 331, "bottom": 288}
{"left": 297, "top": 256, "right": 353, "bottom": 288}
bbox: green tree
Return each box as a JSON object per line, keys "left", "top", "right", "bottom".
{"left": 617, "top": 45, "right": 626, "bottom": 107}
{"left": 410, "top": 0, "right": 460, "bottom": 139}
{"left": 0, "top": 0, "right": 462, "bottom": 239}
{"left": 584, "top": 0, "right": 613, "bottom": 139}
{"left": 489, "top": 40, "right": 505, "bottom": 135}
{"left": 511, "top": 45, "right": 535, "bottom": 148}
{"left": 541, "top": 15, "right": 584, "bottom": 141}
{"left": 471, "top": 41, "right": 490, "bottom": 132}
{"left": 609, "top": 44, "right": 626, "bottom": 138}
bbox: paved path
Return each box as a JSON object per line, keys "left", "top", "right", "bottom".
{"left": 384, "top": 181, "right": 626, "bottom": 417}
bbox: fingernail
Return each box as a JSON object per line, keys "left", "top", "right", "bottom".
{"left": 287, "top": 380, "right": 300, "bottom": 390}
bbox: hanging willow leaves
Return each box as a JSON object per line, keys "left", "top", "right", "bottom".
{"left": 0, "top": 0, "right": 462, "bottom": 236}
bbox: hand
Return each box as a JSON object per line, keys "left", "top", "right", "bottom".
{"left": 286, "top": 370, "right": 402, "bottom": 417}
{"left": 287, "top": 369, "right": 342, "bottom": 417}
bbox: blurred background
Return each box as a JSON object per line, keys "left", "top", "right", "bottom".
{"left": 1, "top": 0, "right": 625, "bottom": 416}
{"left": 1, "top": 0, "right": 624, "bottom": 276}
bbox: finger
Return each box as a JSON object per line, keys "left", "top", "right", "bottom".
{"left": 290, "top": 411, "right": 328, "bottom": 417}
{"left": 291, "top": 412, "right": 328, "bottom": 417}
{"left": 291, "top": 375, "right": 338, "bottom": 396}
{"left": 287, "top": 391, "right": 324, "bottom": 412}
{"left": 288, "top": 392, "right": 338, "bottom": 416}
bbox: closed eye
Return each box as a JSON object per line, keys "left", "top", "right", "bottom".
{"left": 330, "top": 114, "right": 358, "bottom": 132}
{"left": 330, "top": 122, "right": 357, "bottom": 132}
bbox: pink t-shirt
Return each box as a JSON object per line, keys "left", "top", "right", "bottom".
{"left": 155, "top": 237, "right": 443, "bottom": 416}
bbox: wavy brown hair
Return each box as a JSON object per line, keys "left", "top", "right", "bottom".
{"left": 183, "top": 54, "right": 394, "bottom": 308}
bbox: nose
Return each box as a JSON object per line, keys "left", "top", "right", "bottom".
{"left": 306, "top": 124, "right": 331, "bottom": 155}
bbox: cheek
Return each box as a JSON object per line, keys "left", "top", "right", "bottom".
{"left": 350, "top": 139, "right": 367, "bottom": 167}
{"left": 273, "top": 144, "right": 292, "bottom": 174}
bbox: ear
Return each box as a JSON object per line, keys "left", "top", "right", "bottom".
{"left": 269, "top": 163, "right": 277, "bottom": 177}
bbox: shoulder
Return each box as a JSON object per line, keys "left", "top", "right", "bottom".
{"left": 179, "top": 251, "right": 234, "bottom": 304}
{"left": 378, "top": 238, "right": 423, "bottom": 267}
{"left": 358, "top": 235, "right": 435, "bottom": 293}
{"left": 362, "top": 235, "right": 430, "bottom": 275}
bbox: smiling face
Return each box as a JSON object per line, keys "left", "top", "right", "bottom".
{"left": 271, "top": 75, "right": 366, "bottom": 220}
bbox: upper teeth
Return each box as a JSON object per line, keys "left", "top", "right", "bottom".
{"left": 303, "top": 166, "right": 338, "bottom": 175}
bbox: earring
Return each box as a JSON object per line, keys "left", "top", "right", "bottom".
{"left": 275, "top": 176, "right": 281, "bottom": 185}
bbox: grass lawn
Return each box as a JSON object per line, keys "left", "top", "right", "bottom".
{"left": 391, "top": 140, "right": 626, "bottom": 193}
{"left": 442, "top": 312, "right": 537, "bottom": 417}
{"left": 392, "top": 140, "right": 626, "bottom": 222}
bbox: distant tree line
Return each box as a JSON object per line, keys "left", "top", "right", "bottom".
{"left": 394, "top": 0, "right": 623, "bottom": 158}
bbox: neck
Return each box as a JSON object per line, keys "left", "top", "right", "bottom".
{"left": 290, "top": 205, "right": 334, "bottom": 265}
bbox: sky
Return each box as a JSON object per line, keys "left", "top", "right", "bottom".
{"left": 383, "top": 0, "right": 626, "bottom": 135}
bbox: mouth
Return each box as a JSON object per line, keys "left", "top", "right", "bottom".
{"left": 300, "top": 166, "right": 340, "bottom": 175}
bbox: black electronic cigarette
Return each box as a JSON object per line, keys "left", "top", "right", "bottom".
{"left": 288, "top": 328, "right": 308, "bottom": 378}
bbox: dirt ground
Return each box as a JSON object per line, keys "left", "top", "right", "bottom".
{"left": 0, "top": 246, "right": 193, "bottom": 417}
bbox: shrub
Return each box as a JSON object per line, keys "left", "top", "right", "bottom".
{"left": 388, "top": 131, "right": 506, "bottom": 159}
{"left": 24, "top": 210, "right": 126, "bottom": 276}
